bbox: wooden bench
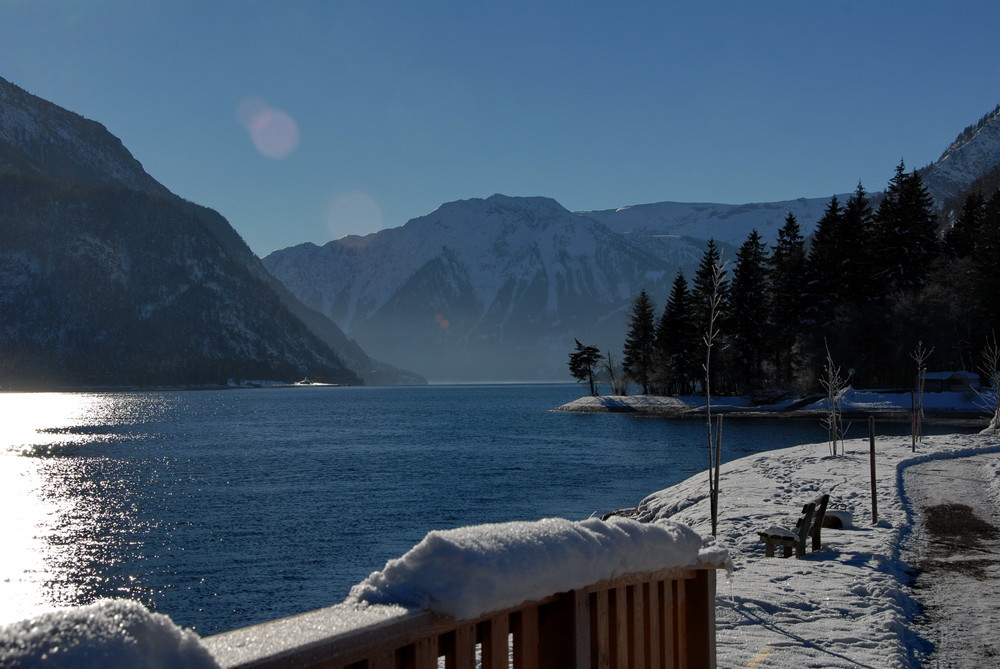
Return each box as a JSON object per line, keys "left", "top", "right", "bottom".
{"left": 758, "top": 494, "right": 830, "bottom": 558}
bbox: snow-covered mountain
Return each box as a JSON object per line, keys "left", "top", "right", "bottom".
{"left": 579, "top": 196, "right": 839, "bottom": 248}
{"left": 0, "top": 78, "right": 169, "bottom": 197}
{"left": 264, "top": 195, "right": 710, "bottom": 381}
{"left": 922, "top": 104, "right": 1000, "bottom": 206}
{"left": 265, "top": 101, "right": 1000, "bottom": 383}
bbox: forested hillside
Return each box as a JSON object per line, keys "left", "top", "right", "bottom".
{"left": 601, "top": 161, "right": 1000, "bottom": 396}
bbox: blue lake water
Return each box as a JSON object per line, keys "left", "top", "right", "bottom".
{"left": 0, "top": 384, "right": 967, "bottom": 635}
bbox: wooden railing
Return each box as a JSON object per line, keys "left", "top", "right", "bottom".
{"left": 204, "top": 565, "right": 718, "bottom": 669}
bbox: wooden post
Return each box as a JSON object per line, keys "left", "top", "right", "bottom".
{"left": 869, "top": 415, "right": 878, "bottom": 525}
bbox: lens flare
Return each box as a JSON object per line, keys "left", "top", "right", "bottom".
{"left": 326, "top": 191, "right": 383, "bottom": 240}
{"left": 236, "top": 96, "right": 300, "bottom": 159}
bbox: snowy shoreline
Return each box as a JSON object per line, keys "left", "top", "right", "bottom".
{"left": 616, "top": 430, "right": 1000, "bottom": 667}
{"left": 555, "top": 389, "right": 993, "bottom": 423}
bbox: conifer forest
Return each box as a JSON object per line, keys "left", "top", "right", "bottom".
{"left": 571, "top": 161, "right": 1000, "bottom": 396}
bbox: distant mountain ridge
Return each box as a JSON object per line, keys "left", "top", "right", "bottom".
{"left": 266, "top": 195, "right": 711, "bottom": 381}
{"left": 0, "top": 76, "right": 418, "bottom": 388}
{"left": 265, "top": 195, "right": 717, "bottom": 381}
{"left": 266, "top": 101, "right": 1000, "bottom": 383}
{"left": 578, "top": 196, "right": 841, "bottom": 248}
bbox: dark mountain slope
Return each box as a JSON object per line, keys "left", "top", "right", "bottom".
{"left": 0, "top": 174, "right": 360, "bottom": 387}
{"left": 0, "top": 76, "right": 417, "bottom": 388}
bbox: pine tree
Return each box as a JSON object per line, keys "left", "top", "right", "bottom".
{"left": 730, "top": 230, "right": 771, "bottom": 391}
{"left": 944, "top": 191, "right": 985, "bottom": 258}
{"left": 622, "top": 289, "right": 657, "bottom": 394}
{"left": 693, "top": 239, "right": 728, "bottom": 332}
{"left": 567, "top": 339, "right": 603, "bottom": 396}
{"left": 972, "top": 189, "right": 1000, "bottom": 341}
{"left": 804, "top": 195, "right": 844, "bottom": 326}
{"left": 655, "top": 272, "right": 697, "bottom": 395}
{"left": 768, "top": 212, "right": 807, "bottom": 387}
{"left": 839, "top": 182, "right": 878, "bottom": 304}
{"left": 874, "top": 161, "right": 940, "bottom": 292}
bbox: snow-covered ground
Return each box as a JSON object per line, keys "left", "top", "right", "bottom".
{"left": 3, "top": 424, "right": 999, "bottom": 667}
{"left": 557, "top": 387, "right": 993, "bottom": 418}
{"left": 625, "top": 430, "right": 1000, "bottom": 667}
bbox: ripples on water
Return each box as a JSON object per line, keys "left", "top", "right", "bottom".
{"left": 0, "top": 385, "right": 969, "bottom": 634}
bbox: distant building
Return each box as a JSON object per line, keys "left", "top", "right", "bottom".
{"left": 923, "top": 371, "right": 980, "bottom": 393}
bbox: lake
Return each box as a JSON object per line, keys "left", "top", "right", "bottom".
{"left": 0, "top": 384, "right": 963, "bottom": 635}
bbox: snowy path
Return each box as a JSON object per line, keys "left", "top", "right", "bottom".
{"left": 902, "top": 454, "right": 1000, "bottom": 666}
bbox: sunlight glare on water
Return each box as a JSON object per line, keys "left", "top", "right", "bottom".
{"left": 0, "top": 392, "right": 159, "bottom": 624}
{"left": 1, "top": 393, "right": 90, "bottom": 623}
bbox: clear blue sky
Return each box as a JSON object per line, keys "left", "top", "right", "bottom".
{"left": 3, "top": 1, "right": 998, "bottom": 256}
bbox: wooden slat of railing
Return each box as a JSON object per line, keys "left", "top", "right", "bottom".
{"left": 682, "top": 569, "right": 716, "bottom": 669}
{"left": 440, "top": 624, "right": 475, "bottom": 669}
{"left": 644, "top": 580, "right": 661, "bottom": 669}
{"left": 479, "top": 613, "right": 509, "bottom": 669}
{"left": 676, "top": 576, "right": 689, "bottom": 668}
{"left": 511, "top": 605, "right": 539, "bottom": 668}
{"left": 612, "top": 585, "right": 628, "bottom": 669}
{"left": 662, "top": 579, "right": 677, "bottom": 669}
{"left": 369, "top": 647, "right": 393, "bottom": 669}
{"left": 413, "top": 636, "right": 438, "bottom": 668}
{"left": 594, "top": 589, "right": 610, "bottom": 669}
{"left": 628, "top": 583, "right": 644, "bottom": 669}
{"left": 537, "top": 589, "right": 592, "bottom": 669}
{"left": 573, "top": 588, "right": 592, "bottom": 669}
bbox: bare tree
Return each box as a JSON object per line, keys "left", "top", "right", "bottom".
{"left": 980, "top": 336, "right": 1000, "bottom": 435}
{"left": 603, "top": 349, "right": 630, "bottom": 396}
{"left": 703, "top": 259, "right": 728, "bottom": 537}
{"left": 820, "top": 341, "right": 848, "bottom": 456}
{"left": 910, "top": 341, "right": 933, "bottom": 448}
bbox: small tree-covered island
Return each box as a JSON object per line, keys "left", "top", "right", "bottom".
{"left": 567, "top": 160, "right": 1000, "bottom": 428}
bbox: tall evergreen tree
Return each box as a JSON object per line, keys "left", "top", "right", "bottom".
{"left": 804, "top": 195, "right": 844, "bottom": 325}
{"left": 567, "top": 339, "right": 603, "bottom": 396}
{"left": 693, "top": 239, "right": 728, "bottom": 330}
{"left": 622, "top": 289, "right": 657, "bottom": 394}
{"left": 944, "top": 191, "right": 985, "bottom": 259}
{"left": 839, "top": 182, "right": 878, "bottom": 304}
{"left": 768, "top": 212, "right": 807, "bottom": 387}
{"left": 730, "top": 229, "right": 771, "bottom": 391}
{"left": 874, "top": 161, "right": 940, "bottom": 292}
{"left": 655, "top": 272, "right": 697, "bottom": 395}
{"left": 972, "top": 189, "right": 1000, "bottom": 341}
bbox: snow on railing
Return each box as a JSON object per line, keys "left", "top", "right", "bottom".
{"left": 0, "top": 517, "right": 728, "bottom": 669}
{"left": 205, "top": 517, "right": 728, "bottom": 669}
{"left": 204, "top": 564, "right": 720, "bottom": 669}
